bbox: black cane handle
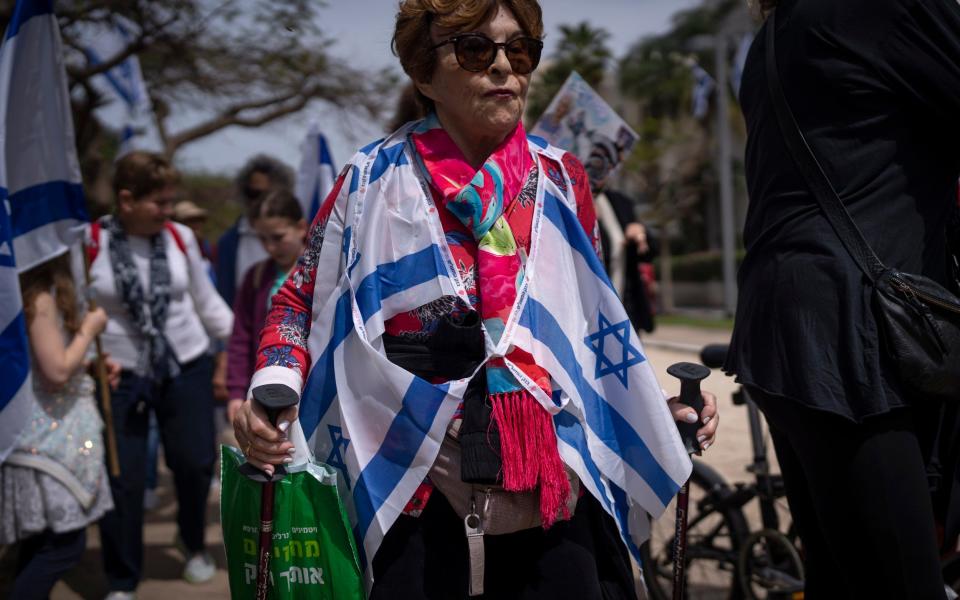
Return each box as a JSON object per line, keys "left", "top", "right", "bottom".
{"left": 667, "top": 362, "right": 711, "bottom": 456}
{"left": 239, "top": 384, "right": 300, "bottom": 483}
{"left": 252, "top": 383, "right": 299, "bottom": 425}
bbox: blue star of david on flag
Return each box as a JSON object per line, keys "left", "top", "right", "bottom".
{"left": 584, "top": 312, "right": 646, "bottom": 388}
{"left": 325, "top": 424, "right": 351, "bottom": 489}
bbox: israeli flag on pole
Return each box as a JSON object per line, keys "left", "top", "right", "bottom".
{"left": 295, "top": 123, "right": 336, "bottom": 222}
{"left": 253, "top": 129, "right": 690, "bottom": 587}
{"left": 0, "top": 192, "right": 31, "bottom": 464}
{"left": 82, "top": 15, "right": 151, "bottom": 155}
{"left": 690, "top": 63, "right": 716, "bottom": 119}
{"left": 0, "top": 0, "right": 89, "bottom": 460}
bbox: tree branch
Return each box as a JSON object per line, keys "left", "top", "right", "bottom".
{"left": 65, "top": 13, "right": 179, "bottom": 82}
{"left": 163, "top": 85, "right": 330, "bottom": 155}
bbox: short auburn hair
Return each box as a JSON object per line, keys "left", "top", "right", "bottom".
{"left": 112, "top": 151, "right": 179, "bottom": 200}
{"left": 392, "top": 0, "right": 544, "bottom": 115}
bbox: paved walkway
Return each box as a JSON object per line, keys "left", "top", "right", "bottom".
{"left": 30, "top": 323, "right": 763, "bottom": 599}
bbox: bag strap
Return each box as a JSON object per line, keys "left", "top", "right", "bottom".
{"left": 164, "top": 221, "right": 188, "bottom": 255}
{"left": 86, "top": 220, "right": 102, "bottom": 265}
{"left": 764, "top": 10, "right": 887, "bottom": 283}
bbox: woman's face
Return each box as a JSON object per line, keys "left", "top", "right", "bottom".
{"left": 254, "top": 216, "right": 307, "bottom": 269}
{"left": 118, "top": 185, "right": 177, "bottom": 237}
{"left": 417, "top": 4, "right": 532, "bottom": 148}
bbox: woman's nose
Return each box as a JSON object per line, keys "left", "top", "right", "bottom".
{"left": 489, "top": 45, "right": 512, "bottom": 75}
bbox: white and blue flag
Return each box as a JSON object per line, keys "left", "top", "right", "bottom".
{"left": 81, "top": 14, "right": 151, "bottom": 155}
{"left": 295, "top": 123, "right": 336, "bottom": 222}
{"left": 253, "top": 128, "right": 691, "bottom": 587}
{"left": 0, "top": 0, "right": 89, "bottom": 461}
{"left": 690, "top": 63, "right": 716, "bottom": 119}
{"left": 0, "top": 190, "right": 31, "bottom": 464}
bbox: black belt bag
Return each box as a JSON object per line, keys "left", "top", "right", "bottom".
{"left": 765, "top": 11, "right": 960, "bottom": 399}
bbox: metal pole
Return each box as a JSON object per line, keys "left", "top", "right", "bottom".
{"left": 715, "top": 34, "right": 738, "bottom": 316}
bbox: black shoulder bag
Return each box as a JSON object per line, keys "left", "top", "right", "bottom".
{"left": 765, "top": 11, "right": 960, "bottom": 400}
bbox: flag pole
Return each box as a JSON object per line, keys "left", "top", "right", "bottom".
{"left": 81, "top": 246, "right": 120, "bottom": 478}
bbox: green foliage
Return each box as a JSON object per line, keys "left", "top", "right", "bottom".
{"left": 180, "top": 172, "right": 241, "bottom": 241}
{"left": 618, "top": 0, "right": 740, "bottom": 119}
{"left": 526, "top": 21, "right": 612, "bottom": 124}
{"left": 656, "top": 313, "right": 734, "bottom": 330}
{"left": 659, "top": 249, "right": 746, "bottom": 282}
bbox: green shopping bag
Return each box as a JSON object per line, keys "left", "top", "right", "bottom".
{"left": 220, "top": 445, "right": 365, "bottom": 599}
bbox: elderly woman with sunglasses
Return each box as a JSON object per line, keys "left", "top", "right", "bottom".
{"left": 232, "top": 1, "right": 719, "bottom": 598}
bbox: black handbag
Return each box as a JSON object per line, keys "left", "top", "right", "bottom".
{"left": 765, "top": 11, "right": 960, "bottom": 400}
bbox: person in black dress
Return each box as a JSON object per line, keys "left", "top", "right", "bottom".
{"left": 725, "top": 0, "right": 960, "bottom": 597}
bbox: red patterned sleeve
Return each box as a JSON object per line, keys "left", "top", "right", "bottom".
{"left": 253, "top": 168, "right": 349, "bottom": 385}
{"left": 561, "top": 152, "right": 603, "bottom": 260}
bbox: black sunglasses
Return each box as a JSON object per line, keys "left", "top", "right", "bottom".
{"left": 430, "top": 33, "right": 543, "bottom": 75}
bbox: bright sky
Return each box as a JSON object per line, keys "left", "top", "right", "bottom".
{"left": 167, "top": 0, "right": 700, "bottom": 176}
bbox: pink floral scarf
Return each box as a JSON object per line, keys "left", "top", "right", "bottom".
{"left": 411, "top": 114, "right": 569, "bottom": 526}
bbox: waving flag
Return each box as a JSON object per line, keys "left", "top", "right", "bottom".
{"left": 690, "top": 63, "right": 716, "bottom": 119}
{"left": 253, "top": 128, "right": 690, "bottom": 588}
{"left": 82, "top": 15, "right": 151, "bottom": 155}
{"left": 1, "top": 0, "right": 88, "bottom": 271}
{"left": 295, "top": 124, "right": 336, "bottom": 222}
{"left": 0, "top": 194, "right": 30, "bottom": 464}
{"left": 0, "top": 0, "right": 89, "bottom": 460}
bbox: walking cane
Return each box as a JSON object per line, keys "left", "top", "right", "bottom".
{"left": 81, "top": 249, "right": 121, "bottom": 478}
{"left": 667, "top": 362, "right": 711, "bottom": 600}
{"left": 240, "top": 384, "right": 299, "bottom": 600}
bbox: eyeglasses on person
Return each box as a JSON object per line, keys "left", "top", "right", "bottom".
{"left": 430, "top": 33, "right": 543, "bottom": 75}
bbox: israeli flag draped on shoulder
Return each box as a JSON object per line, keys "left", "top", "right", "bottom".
{"left": 0, "top": 0, "right": 90, "bottom": 462}
{"left": 253, "top": 122, "right": 691, "bottom": 586}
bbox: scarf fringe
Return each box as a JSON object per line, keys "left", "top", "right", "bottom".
{"left": 490, "top": 391, "right": 570, "bottom": 528}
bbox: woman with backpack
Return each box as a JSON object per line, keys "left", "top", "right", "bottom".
{"left": 86, "top": 151, "right": 233, "bottom": 598}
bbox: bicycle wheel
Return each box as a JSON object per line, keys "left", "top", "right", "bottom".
{"left": 737, "top": 529, "right": 804, "bottom": 600}
{"left": 641, "top": 461, "right": 750, "bottom": 600}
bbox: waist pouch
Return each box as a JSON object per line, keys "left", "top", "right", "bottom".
{"left": 382, "top": 311, "right": 578, "bottom": 534}
{"left": 428, "top": 428, "right": 579, "bottom": 536}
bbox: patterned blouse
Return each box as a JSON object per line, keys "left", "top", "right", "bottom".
{"left": 256, "top": 148, "right": 601, "bottom": 516}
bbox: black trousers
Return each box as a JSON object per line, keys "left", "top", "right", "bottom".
{"left": 11, "top": 528, "right": 86, "bottom": 600}
{"left": 749, "top": 388, "right": 946, "bottom": 600}
{"left": 370, "top": 489, "right": 637, "bottom": 600}
{"left": 97, "top": 355, "right": 216, "bottom": 592}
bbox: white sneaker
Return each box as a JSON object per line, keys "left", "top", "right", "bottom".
{"left": 183, "top": 551, "right": 216, "bottom": 584}
{"left": 104, "top": 592, "right": 136, "bottom": 600}
{"left": 143, "top": 488, "right": 159, "bottom": 511}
